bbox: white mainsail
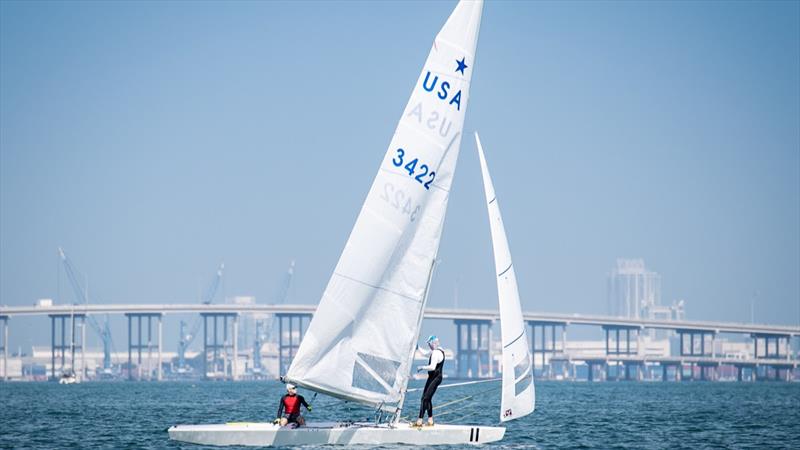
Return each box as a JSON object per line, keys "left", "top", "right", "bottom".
{"left": 475, "top": 132, "right": 535, "bottom": 422}
{"left": 286, "top": 0, "right": 483, "bottom": 410}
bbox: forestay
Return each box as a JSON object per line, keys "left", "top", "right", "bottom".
{"left": 475, "top": 132, "right": 535, "bottom": 422}
{"left": 286, "top": 0, "right": 484, "bottom": 410}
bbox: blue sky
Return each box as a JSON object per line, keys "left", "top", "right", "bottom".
{"left": 1, "top": 0, "right": 798, "bottom": 350}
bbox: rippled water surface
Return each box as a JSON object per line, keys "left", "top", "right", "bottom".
{"left": 2, "top": 380, "right": 799, "bottom": 448}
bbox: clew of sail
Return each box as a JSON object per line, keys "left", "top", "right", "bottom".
{"left": 475, "top": 132, "right": 535, "bottom": 422}
{"left": 285, "top": 0, "right": 484, "bottom": 411}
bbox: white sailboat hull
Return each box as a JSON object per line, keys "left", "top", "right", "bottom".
{"left": 168, "top": 421, "right": 504, "bottom": 446}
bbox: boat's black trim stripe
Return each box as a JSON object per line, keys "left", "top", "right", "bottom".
{"left": 476, "top": 428, "right": 480, "bottom": 442}
{"left": 470, "top": 427, "right": 474, "bottom": 442}
{"left": 504, "top": 330, "right": 525, "bottom": 349}
{"left": 498, "top": 263, "right": 513, "bottom": 277}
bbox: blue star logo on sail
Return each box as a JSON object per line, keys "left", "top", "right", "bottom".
{"left": 455, "top": 57, "right": 468, "bottom": 75}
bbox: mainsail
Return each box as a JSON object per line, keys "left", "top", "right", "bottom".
{"left": 475, "top": 132, "right": 535, "bottom": 422}
{"left": 286, "top": 0, "right": 484, "bottom": 410}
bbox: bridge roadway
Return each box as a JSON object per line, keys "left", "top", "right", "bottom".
{"left": 554, "top": 353, "right": 797, "bottom": 367}
{"left": 1, "top": 303, "right": 798, "bottom": 336}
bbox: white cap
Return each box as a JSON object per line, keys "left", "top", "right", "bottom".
{"left": 286, "top": 383, "right": 296, "bottom": 391}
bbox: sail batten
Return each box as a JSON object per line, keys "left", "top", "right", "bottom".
{"left": 286, "top": 0, "right": 483, "bottom": 409}
{"left": 475, "top": 132, "right": 535, "bottom": 423}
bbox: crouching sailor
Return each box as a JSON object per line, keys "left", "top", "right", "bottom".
{"left": 415, "top": 335, "right": 445, "bottom": 427}
{"left": 275, "top": 383, "right": 311, "bottom": 427}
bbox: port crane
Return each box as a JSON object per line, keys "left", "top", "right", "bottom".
{"left": 58, "top": 247, "right": 116, "bottom": 376}
{"left": 176, "top": 263, "right": 224, "bottom": 373}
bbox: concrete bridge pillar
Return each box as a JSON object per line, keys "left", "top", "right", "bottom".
{"left": 488, "top": 325, "right": 494, "bottom": 378}
{"left": 699, "top": 364, "right": 718, "bottom": 381}
{"left": 752, "top": 333, "right": 791, "bottom": 360}
{"left": 276, "top": 313, "right": 312, "bottom": 377}
{"left": 529, "top": 321, "right": 566, "bottom": 378}
{"left": 587, "top": 361, "right": 595, "bottom": 382}
{"left": 455, "top": 319, "right": 491, "bottom": 378}
{"left": 677, "top": 329, "right": 715, "bottom": 357}
{"left": 0, "top": 316, "right": 7, "bottom": 381}
{"left": 126, "top": 313, "right": 162, "bottom": 381}
{"left": 751, "top": 333, "right": 792, "bottom": 382}
{"left": 157, "top": 316, "right": 163, "bottom": 381}
{"left": 585, "top": 359, "right": 607, "bottom": 382}
{"left": 201, "top": 313, "right": 239, "bottom": 380}
{"left": 232, "top": 315, "right": 238, "bottom": 381}
{"left": 49, "top": 314, "right": 85, "bottom": 381}
{"left": 603, "top": 325, "right": 639, "bottom": 357}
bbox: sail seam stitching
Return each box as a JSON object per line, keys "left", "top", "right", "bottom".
{"left": 504, "top": 330, "right": 525, "bottom": 349}
{"left": 498, "top": 263, "right": 512, "bottom": 277}
{"left": 333, "top": 272, "right": 422, "bottom": 303}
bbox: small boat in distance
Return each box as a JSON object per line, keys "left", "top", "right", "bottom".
{"left": 59, "top": 369, "right": 78, "bottom": 385}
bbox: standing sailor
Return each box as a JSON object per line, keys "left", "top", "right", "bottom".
{"left": 415, "top": 335, "right": 445, "bottom": 427}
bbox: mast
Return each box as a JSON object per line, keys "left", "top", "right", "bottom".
{"left": 69, "top": 305, "right": 75, "bottom": 375}
{"left": 395, "top": 256, "right": 439, "bottom": 421}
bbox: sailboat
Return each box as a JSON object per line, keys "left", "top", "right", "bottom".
{"left": 169, "top": 0, "right": 532, "bottom": 445}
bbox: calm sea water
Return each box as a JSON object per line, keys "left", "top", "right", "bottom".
{"left": 1, "top": 380, "right": 798, "bottom": 449}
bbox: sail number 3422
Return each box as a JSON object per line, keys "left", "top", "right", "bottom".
{"left": 392, "top": 148, "right": 436, "bottom": 190}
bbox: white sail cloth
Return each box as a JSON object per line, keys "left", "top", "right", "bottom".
{"left": 286, "top": 0, "right": 483, "bottom": 410}
{"left": 475, "top": 132, "right": 535, "bottom": 422}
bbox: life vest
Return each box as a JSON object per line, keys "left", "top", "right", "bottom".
{"left": 283, "top": 394, "right": 302, "bottom": 414}
{"left": 428, "top": 348, "right": 445, "bottom": 377}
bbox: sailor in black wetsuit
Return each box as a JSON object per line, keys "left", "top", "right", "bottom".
{"left": 415, "top": 335, "right": 445, "bottom": 427}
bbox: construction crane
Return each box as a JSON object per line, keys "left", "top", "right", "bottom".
{"left": 176, "top": 263, "right": 224, "bottom": 374}
{"left": 58, "top": 247, "right": 116, "bottom": 375}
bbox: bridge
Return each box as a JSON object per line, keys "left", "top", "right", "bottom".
{"left": 3, "top": 304, "right": 797, "bottom": 335}
{"left": 0, "top": 303, "right": 797, "bottom": 382}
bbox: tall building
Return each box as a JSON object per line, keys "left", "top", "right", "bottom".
{"left": 607, "top": 259, "right": 661, "bottom": 319}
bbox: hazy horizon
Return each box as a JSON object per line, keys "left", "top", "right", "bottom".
{"left": 2, "top": 0, "right": 798, "bottom": 351}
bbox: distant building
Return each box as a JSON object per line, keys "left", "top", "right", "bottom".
{"left": 647, "top": 299, "right": 686, "bottom": 339}
{"left": 607, "top": 259, "right": 661, "bottom": 319}
{"left": 645, "top": 299, "right": 686, "bottom": 322}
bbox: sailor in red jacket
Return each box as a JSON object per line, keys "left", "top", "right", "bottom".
{"left": 275, "top": 383, "right": 311, "bottom": 427}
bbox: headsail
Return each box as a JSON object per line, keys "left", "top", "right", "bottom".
{"left": 475, "top": 132, "right": 535, "bottom": 422}
{"left": 286, "top": 0, "right": 484, "bottom": 410}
